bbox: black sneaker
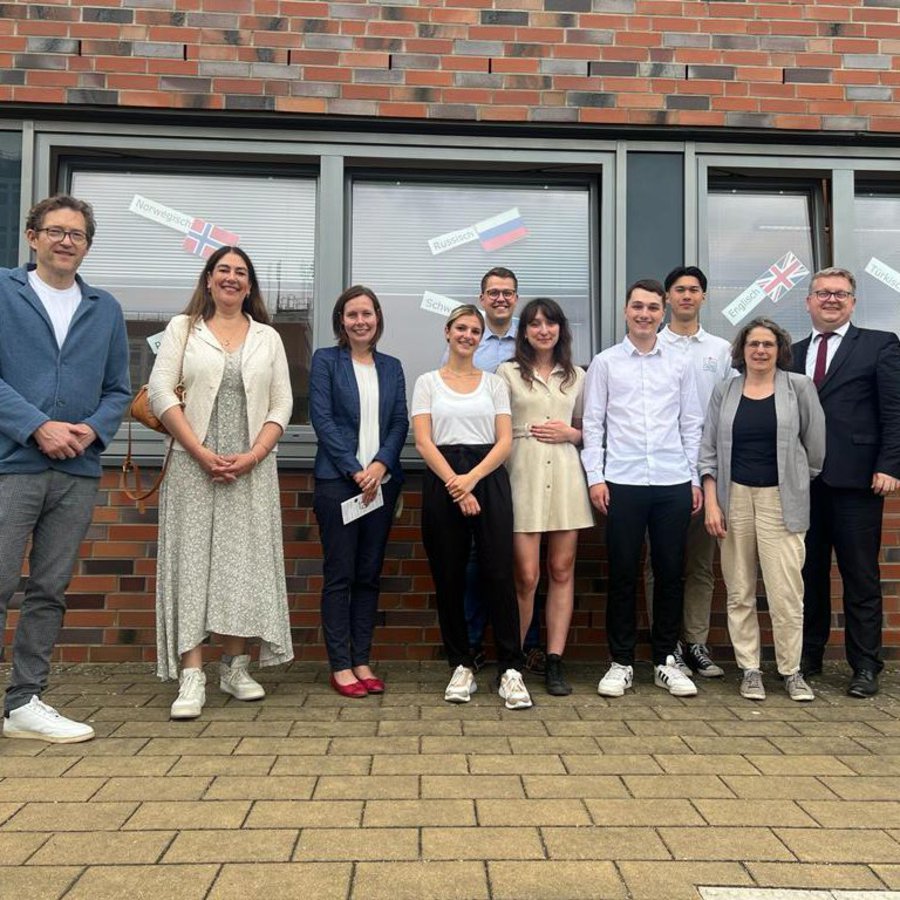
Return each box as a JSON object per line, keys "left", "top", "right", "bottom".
{"left": 470, "top": 647, "right": 487, "bottom": 674}
{"left": 545, "top": 654, "right": 572, "bottom": 696}
{"left": 524, "top": 647, "right": 547, "bottom": 676}
{"left": 685, "top": 642, "right": 724, "bottom": 678}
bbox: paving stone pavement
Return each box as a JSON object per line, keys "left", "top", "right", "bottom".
{"left": 1, "top": 661, "right": 900, "bottom": 899}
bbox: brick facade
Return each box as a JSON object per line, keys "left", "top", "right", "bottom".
{"left": 9, "top": 470, "right": 898, "bottom": 665}
{"left": 0, "top": 0, "right": 898, "bottom": 132}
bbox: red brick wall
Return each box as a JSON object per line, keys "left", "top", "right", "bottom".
{"left": 0, "top": 0, "right": 898, "bottom": 132}
{"left": 9, "top": 468, "right": 898, "bottom": 665}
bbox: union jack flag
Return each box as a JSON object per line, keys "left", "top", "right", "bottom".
{"left": 182, "top": 218, "right": 241, "bottom": 259}
{"left": 754, "top": 251, "right": 809, "bottom": 303}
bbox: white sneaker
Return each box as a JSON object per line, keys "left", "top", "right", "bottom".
{"left": 444, "top": 665, "right": 477, "bottom": 703}
{"left": 498, "top": 669, "right": 533, "bottom": 710}
{"left": 654, "top": 655, "right": 698, "bottom": 696}
{"left": 597, "top": 662, "right": 634, "bottom": 697}
{"left": 220, "top": 655, "right": 265, "bottom": 701}
{"left": 3, "top": 695, "right": 94, "bottom": 744}
{"left": 171, "top": 668, "right": 206, "bottom": 719}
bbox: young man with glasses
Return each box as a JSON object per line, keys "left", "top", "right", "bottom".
{"left": 791, "top": 267, "right": 900, "bottom": 698}
{"left": 0, "top": 195, "right": 130, "bottom": 741}
{"left": 646, "top": 266, "right": 733, "bottom": 680}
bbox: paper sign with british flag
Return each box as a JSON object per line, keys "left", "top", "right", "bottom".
{"left": 721, "top": 251, "right": 810, "bottom": 326}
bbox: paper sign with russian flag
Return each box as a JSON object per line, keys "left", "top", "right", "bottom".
{"left": 182, "top": 219, "right": 241, "bottom": 259}
{"left": 475, "top": 207, "right": 527, "bottom": 252}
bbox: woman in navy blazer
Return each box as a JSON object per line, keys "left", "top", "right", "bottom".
{"left": 310, "top": 286, "right": 409, "bottom": 697}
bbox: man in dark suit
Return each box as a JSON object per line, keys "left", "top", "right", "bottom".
{"left": 792, "top": 266, "right": 900, "bottom": 697}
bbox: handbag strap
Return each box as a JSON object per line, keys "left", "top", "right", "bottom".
{"left": 120, "top": 419, "right": 174, "bottom": 514}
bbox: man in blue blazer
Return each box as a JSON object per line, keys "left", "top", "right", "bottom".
{"left": 791, "top": 266, "right": 900, "bottom": 697}
{"left": 0, "top": 195, "right": 130, "bottom": 740}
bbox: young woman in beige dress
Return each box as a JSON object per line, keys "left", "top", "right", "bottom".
{"left": 497, "top": 299, "right": 594, "bottom": 695}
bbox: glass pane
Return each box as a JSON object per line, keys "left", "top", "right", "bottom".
{"left": 351, "top": 181, "right": 592, "bottom": 396}
{"left": 707, "top": 191, "right": 815, "bottom": 344}
{"left": 854, "top": 194, "right": 900, "bottom": 334}
{"left": 0, "top": 132, "right": 22, "bottom": 269}
{"left": 70, "top": 169, "right": 316, "bottom": 424}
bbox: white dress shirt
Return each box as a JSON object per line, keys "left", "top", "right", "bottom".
{"left": 658, "top": 324, "right": 734, "bottom": 414}
{"left": 581, "top": 336, "right": 704, "bottom": 488}
{"left": 804, "top": 321, "right": 850, "bottom": 378}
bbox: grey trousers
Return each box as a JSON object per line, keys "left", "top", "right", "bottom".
{"left": 0, "top": 471, "right": 99, "bottom": 714}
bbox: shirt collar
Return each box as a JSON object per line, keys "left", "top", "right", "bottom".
{"left": 622, "top": 335, "right": 661, "bottom": 357}
{"left": 812, "top": 321, "right": 851, "bottom": 341}
{"left": 482, "top": 317, "right": 518, "bottom": 342}
{"left": 661, "top": 324, "right": 706, "bottom": 343}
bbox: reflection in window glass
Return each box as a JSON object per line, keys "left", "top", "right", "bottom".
{"left": 351, "top": 181, "right": 592, "bottom": 395}
{"left": 0, "top": 133, "right": 22, "bottom": 268}
{"left": 707, "top": 191, "right": 814, "bottom": 344}
{"left": 854, "top": 194, "right": 900, "bottom": 334}
{"left": 71, "top": 170, "right": 315, "bottom": 423}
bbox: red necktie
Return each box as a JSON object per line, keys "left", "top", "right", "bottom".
{"left": 813, "top": 332, "right": 833, "bottom": 388}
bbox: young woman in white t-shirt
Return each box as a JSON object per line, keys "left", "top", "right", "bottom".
{"left": 412, "top": 305, "right": 531, "bottom": 710}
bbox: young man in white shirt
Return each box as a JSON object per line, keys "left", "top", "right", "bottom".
{"left": 582, "top": 279, "right": 704, "bottom": 697}
{"left": 648, "top": 266, "right": 733, "bottom": 679}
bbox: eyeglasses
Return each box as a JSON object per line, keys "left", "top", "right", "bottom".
{"left": 746, "top": 340, "right": 777, "bottom": 350}
{"left": 35, "top": 227, "right": 89, "bottom": 246}
{"left": 484, "top": 289, "right": 517, "bottom": 301}
{"left": 811, "top": 290, "right": 853, "bottom": 301}
{"left": 670, "top": 286, "right": 704, "bottom": 296}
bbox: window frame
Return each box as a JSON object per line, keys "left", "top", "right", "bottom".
{"left": 25, "top": 124, "right": 616, "bottom": 467}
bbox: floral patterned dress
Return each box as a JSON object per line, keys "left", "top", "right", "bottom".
{"left": 156, "top": 348, "right": 293, "bottom": 680}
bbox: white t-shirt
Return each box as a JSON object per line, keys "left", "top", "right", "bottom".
{"left": 411, "top": 370, "right": 511, "bottom": 446}
{"left": 28, "top": 270, "right": 82, "bottom": 350}
{"left": 353, "top": 358, "right": 381, "bottom": 469}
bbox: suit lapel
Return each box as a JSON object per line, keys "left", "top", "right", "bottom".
{"left": 339, "top": 348, "right": 361, "bottom": 424}
{"left": 791, "top": 336, "right": 811, "bottom": 375}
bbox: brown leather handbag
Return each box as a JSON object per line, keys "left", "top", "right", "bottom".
{"left": 121, "top": 326, "right": 189, "bottom": 511}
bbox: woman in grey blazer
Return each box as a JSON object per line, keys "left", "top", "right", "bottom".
{"left": 699, "top": 317, "right": 825, "bottom": 703}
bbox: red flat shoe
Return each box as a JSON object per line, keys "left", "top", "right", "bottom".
{"left": 330, "top": 674, "right": 368, "bottom": 698}
{"left": 358, "top": 677, "right": 385, "bottom": 694}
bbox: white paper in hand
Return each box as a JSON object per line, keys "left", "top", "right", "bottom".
{"left": 341, "top": 485, "right": 384, "bottom": 525}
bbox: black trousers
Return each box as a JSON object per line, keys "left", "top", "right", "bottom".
{"left": 421, "top": 445, "right": 523, "bottom": 674}
{"left": 606, "top": 482, "right": 692, "bottom": 666}
{"left": 802, "top": 478, "right": 884, "bottom": 674}
{"left": 313, "top": 477, "right": 401, "bottom": 671}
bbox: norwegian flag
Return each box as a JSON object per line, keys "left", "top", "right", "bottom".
{"left": 754, "top": 251, "right": 810, "bottom": 303}
{"left": 182, "top": 218, "right": 241, "bottom": 259}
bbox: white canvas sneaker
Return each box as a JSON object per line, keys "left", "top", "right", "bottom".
{"left": 654, "top": 655, "right": 698, "bottom": 696}
{"left": 444, "top": 665, "right": 477, "bottom": 703}
{"left": 220, "top": 655, "right": 265, "bottom": 701}
{"left": 171, "top": 668, "right": 206, "bottom": 719}
{"left": 3, "top": 695, "right": 94, "bottom": 743}
{"left": 498, "top": 669, "right": 533, "bottom": 710}
{"left": 597, "top": 662, "right": 634, "bottom": 697}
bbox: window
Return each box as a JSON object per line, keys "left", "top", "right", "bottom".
{"left": 706, "top": 187, "right": 816, "bottom": 343}
{"left": 70, "top": 168, "right": 316, "bottom": 423}
{"left": 854, "top": 186, "right": 900, "bottom": 334}
{"left": 0, "top": 133, "right": 21, "bottom": 269}
{"left": 350, "top": 179, "right": 593, "bottom": 394}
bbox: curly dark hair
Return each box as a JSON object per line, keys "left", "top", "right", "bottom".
{"left": 26, "top": 195, "right": 97, "bottom": 245}
{"left": 731, "top": 316, "right": 793, "bottom": 372}
{"left": 512, "top": 298, "right": 577, "bottom": 393}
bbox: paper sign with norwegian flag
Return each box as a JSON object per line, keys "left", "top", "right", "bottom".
{"left": 182, "top": 218, "right": 241, "bottom": 259}
{"left": 721, "top": 251, "right": 810, "bottom": 326}
{"left": 129, "top": 194, "right": 241, "bottom": 259}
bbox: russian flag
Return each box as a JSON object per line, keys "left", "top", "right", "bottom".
{"left": 182, "top": 218, "right": 241, "bottom": 259}
{"left": 475, "top": 207, "right": 527, "bottom": 252}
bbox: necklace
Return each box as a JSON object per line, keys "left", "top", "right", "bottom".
{"left": 210, "top": 318, "right": 246, "bottom": 349}
{"left": 441, "top": 366, "right": 479, "bottom": 378}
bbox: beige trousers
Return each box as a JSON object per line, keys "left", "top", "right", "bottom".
{"left": 645, "top": 512, "right": 717, "bottom": 644}
{"left": 720, "top": 484, "right": 805, "bottom": 675}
